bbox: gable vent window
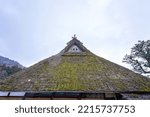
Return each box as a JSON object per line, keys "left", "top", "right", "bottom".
{"left": 68, "top": 45, "right": 81, "bottom": 53}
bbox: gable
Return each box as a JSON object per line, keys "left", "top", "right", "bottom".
{"left": 63, "top": 35, "right": 90, "bottom": 54}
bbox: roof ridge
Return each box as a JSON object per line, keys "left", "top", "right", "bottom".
{"left": 63, "top": 35, "right": 90, "bottom": 54}
{"left": 67, "top": 34, "right": 83, "bottom": 45}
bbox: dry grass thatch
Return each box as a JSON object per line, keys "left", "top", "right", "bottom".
{"left": 0, "top": 38, "right": 150, "bottom": 92}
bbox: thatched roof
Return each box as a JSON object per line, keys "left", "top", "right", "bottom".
{"left": 0, "top": 37, "right": 150, "bottom": 92}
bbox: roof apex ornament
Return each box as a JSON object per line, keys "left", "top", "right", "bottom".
{"left": 72, "top": 34, "right": 77, "bottom": 39}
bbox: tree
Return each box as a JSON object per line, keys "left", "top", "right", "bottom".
{"left": 123, "top": 40, "right": 150, "bottom": 74}
{"left": 0, "top": 64, "right": 22, "bottom": 78}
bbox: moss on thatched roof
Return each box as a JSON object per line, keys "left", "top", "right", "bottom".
{"left": 0, "top": 37, "right": 150, "bottom": 92}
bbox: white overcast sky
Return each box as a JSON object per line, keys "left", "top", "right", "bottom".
{"left": 0, "top": 0, "right": 150, "bottom": 69}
